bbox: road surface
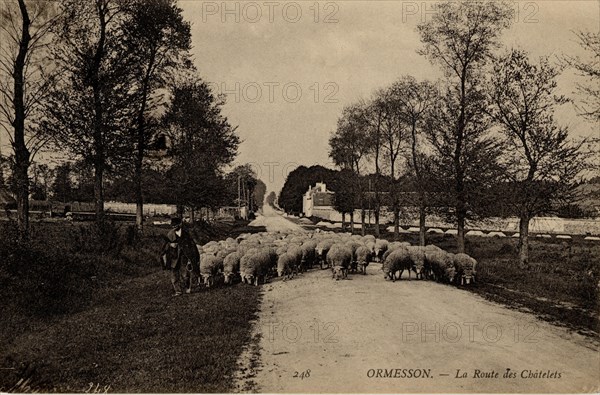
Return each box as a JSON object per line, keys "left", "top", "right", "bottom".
{"left": 249, "top": 204, "right": 306, "bottom": 233}
{"left": 236, "top": 209, "right": 599, "bottom": 393}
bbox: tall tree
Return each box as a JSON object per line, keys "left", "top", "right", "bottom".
{"left": 561, "top": 31, "right": 600, "bottom": 123}
{"left": 161, "top": 78, "right": 239, "bottom": 217}
{"left": 378, "top": 85, "right": 411, "bottom": 239}
{"left": 266, "top": 191, "right": 276, "bottom": 207}
{"left": 489, "top": 49, "right": 588, "bottom": 268}
{"left": 0, "top": 0, "right": 58, "bottom": 239}
{"left": 253, "top": 179, "right": 267, "bottom": 210}
{"left": 50, "top": 163, "right": 73, "bottom": 203}
{"left": 329, "top": 103, "right": 370, "bottom": 233}
{"left": 362, "top": 96, "right": 386, "bottom": 237}
{"left": 278, "top": 165, "right": 337, "bottom": 215}
{"left": 417, "top": 0, "right": 513, "bottom": 252}
{"left": 392, "top": 76, "right": 437, "bottom": 246}
{"left": 44, "top": 0, "right": 135, "bottom": 224}
{"left": 122, "top": 0, "right": 192, "bottom": 232}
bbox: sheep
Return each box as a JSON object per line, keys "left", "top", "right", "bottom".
{"left": 327, "top": 243, "right": 352, "bottom": 280}
{"left": 300, "top": 240, "right": 318, "bottom": 271}
{"left": 406, "top": 246, "right": 426, "bottom": 280}
{"left": 362, "top": 234, "right": 376, "bottom": 243}
{"left": 382, "top": 247, "right": 415, "bottom": 282}
{"left": 265, "top": 247, "right": 279, "bottom": 276}
{"left": 422, "top": 245, "right": 443, "bottom": 279}
{"left": 392, "top": 241, "right": 411, "bottom": 249}
{"left": 316, "top": 239, "right": 335, "bottom": 269}
{"left": 365, "top": 241, "right": 375, "bottom": 255}
{"left": 240, "top": 249, "right": 272, "bottom": 286}
{"left": 354, "top": 245, "right": 373, "bottom": 274}
{"left": 426, "top": 250, "right": 456, "bottom": 283}
{"left": 275, "top": 245, "right": 288, "bottom": 258}
{"left": 382, "top": 248, "right": 394, "bottom": 264}
{"left": 277, "top": 252, "right": 296, "bottom": 280}
{"left": 345, "top": 240, "right": 362, "bottom": 273}
{"left": 225, "top": 237, "right": 236, "bottom": 246}
{"left": 453, "top": 253, "right": 477, "bottom": 285}
{"left": 200, "top": 253, "right": 223, "bottom": 288}
{"left": 374, "top": 239, "right": 389, "bottom": 262}
{"left": 223, "top": 251, "right": 242, "bottom": 285}
{"left": 286, "top": 244, "right": 303, "bottom": 275}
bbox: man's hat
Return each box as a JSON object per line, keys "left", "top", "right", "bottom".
{"left": 170, "top": 216, "right": 182, "bottom": 227}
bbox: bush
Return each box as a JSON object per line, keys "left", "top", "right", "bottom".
{"left": 74, "top": 220, "right": 125, "bottom": 256}
{"left": 0, "top": 228, "right": 95, "bottom": 316}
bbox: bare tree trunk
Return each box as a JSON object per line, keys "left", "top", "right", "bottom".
{"left": 15, "top": 159, "right": 30, "bottom": 239}
{"left": 455, "top": 67, "right": 467, "bottom": 254}
{"left": 419, "top": 205, "right": 426, "bottom": 246}
{"left": 350, "top": 210, "right": 354, "bottom": 234}
{"left": 134, "top": 117, "right": 145, "bottom": 232}
{"left": 14, "top": 0, "right": 32, "bottom": 241}
{"left": 393, "top": 204, "right": 400, "bottom": 240}
{"left": 517, "top": 215, "right": 531, "bottom": 269}
{"left": 92, "top": 1, "right": 108, "bottom": 225}
{"left": 341, "top": 212, "right": 346, "bottom": 230}
{"left": 374, "top": 208, "right": 380, "bottom": 238}
{"left": 456, "top": 208, "right": 466, "bottom": 253}
{"left": 134, "top": 48, "right": 156, "bottom": 234}
{"left": 94, "top": 164, "right": 105, "bottom": 223}
{"left": 361, "top": 207, "right": 366, "bottom": 236}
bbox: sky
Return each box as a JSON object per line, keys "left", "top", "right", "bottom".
{"left": 0, "top": 1, "right": 597, "bottom": 193}
{"left": 179, "top": 0, "right": 599, "bottom": 194}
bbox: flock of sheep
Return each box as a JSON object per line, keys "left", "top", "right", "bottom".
{"left": 196, "top": 230, "right": 477, "bottom": 287}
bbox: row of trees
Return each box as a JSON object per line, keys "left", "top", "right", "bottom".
{"left": 326, "top": 0, "right": 597, "bottom": 268}
{"left": 0, "top": 0, "right": 260, "bottom": 239}
{"left": 3, "top": 160, "right": 266, "bottom": 215}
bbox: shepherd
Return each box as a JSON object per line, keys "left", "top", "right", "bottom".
{"left": 160, "top": 216, "right": 200, "bottom": 296}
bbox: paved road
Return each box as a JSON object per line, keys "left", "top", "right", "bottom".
{"left": 237, "top": 209, "right": 599, "bottom": 393}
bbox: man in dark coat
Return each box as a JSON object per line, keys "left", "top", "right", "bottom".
{"left": 161, "top": 216, "right": 200, "bottom": 296}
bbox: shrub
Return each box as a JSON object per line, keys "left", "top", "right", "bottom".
{"left": 0, "top": 228, "right": 95, "bottom": 316}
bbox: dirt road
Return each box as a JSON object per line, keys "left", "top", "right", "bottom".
{"left": 249, "top": 204, "right": 307, "bottom": 233}
{"left": 238, "top": 211, "right": 599, "bottom": 393}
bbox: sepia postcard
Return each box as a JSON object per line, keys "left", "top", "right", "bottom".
{"left": 0, "top": 0, "right": 598, "bottom": 393}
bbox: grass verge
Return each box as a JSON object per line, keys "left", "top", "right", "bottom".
{"left": 0, "top": 220, "right": 264, "bottom": 392}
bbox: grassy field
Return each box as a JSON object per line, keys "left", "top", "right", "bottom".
{"left": 0, "top": 219, "right": 264, "bottom": 393}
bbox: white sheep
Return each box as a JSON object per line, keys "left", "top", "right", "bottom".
{"left": 200, "top": 253, "right": 223, "bottom": 288}
{"left": 277, "top": 252, "right": 296, "bottom": 280}
{"left": 406, "top": 246, "right": 426, "bottom": 280}
{"left": 300, "top": 240, "right": 318, "bottom": 271}
{"left": 453, "top": 253, "right": 477, "bottom": 285}
{"left": 223, "top": 251, "right": 242, "bottom": 285}
{"left": 240, "top": 249, "right": 272, "bottom": 286}
{"left": 327, "top": 243, "right": 352, "bottom": 280}
{"left": 426, "top": 250, "right": 456, "bottom": 283}
{"left": 382, "top": 247, "right": 414, "bottom": 282}
{"left": 374, "top": 239, "right": 389, "bottom": 262}
{"left": 354, "top": 245, "right": 373, "bottom": 275}
{"left": 316, "top": 239, "right": 335, "bottom": 269}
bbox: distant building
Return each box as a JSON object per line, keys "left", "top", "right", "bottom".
{"left": 302, "top": 182, "right": 334, "bottom": 217}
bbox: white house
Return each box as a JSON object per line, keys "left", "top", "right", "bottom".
{"left": 302, "top": 182, "right": 334, "bottom": 217}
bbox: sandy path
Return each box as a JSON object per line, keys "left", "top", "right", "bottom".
{"left": 249, "top": 204, "right": 307, "bottom": 233}
{"left": 238, "top": 208, "right": 599, "bottom": 393}
{"left": 248, "top": 267, "right": 598, "bottom": 393}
